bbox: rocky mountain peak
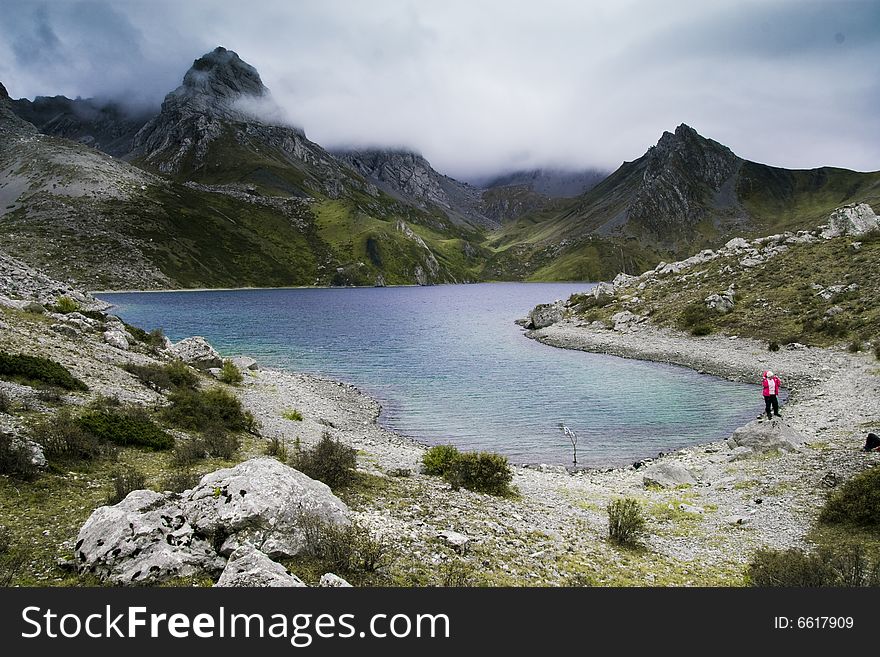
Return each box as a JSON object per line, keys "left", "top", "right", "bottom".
{"left": 0, "top": 82, "right": 8, "bottom": 102}
{"left": 176, "top": 46, "right": 268, "bottom": 102}
{"left": 644, "top": 123, "right": 739, "bottom": 189}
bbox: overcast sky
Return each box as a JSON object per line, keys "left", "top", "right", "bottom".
{"left": 1, "top": 0, "right": 878, "bottom": 179}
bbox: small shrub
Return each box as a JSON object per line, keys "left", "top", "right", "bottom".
{"left": 218, "top": 360, "right": 243, "bottom": 385}
{"left": 172, "top": 438, "right": 208, "bottom": 467}
{"left": 298, "top": 512, "right": 388, "bottom": 574}
{"left": 422, "top": 444, "right": 460, "bottom": 476}
{"left": 162, "top": 387, "right": 258, "bottom": 433}
{"left": 31, "top": 408, "right": 105, "bottom": 463}
{"left": 445, "top": 451, "right": 513, "bottom": 496}
{"left": 676, "top": 301, "right": 714, "bottom": 333}
{"left": 768, "top": 341, "right": 780, "bottom": 352}
{"left": 77, "top": 407, "right": 174, "bottom": 450}
{"left": 283, "top": 409, "right": 303, "bottom": 421}
{"left": 0, "top": 351, "right": 87, "bottom": 391}
{"left": 124, "top": 361, "right": 198, "bottom": 393}
{"left": 748, "top": 545, "right": 880, "bottom": 587}
{"left": 819, "top": 465, "right": 880, "bottom": 528}
{"left": 35, "top": 387, "right": 64, "bottom": 405}
{"left": 0, "top": 433, "right": 38, "bottom": 480}
{"left": 875, "top": 344, "right": 880, "bottom": 361}
{"left": 265, "top": 436, "right": 289, "bottom": 461}
{"left": 290, "top": 432, "right": 357, "bottom": 489}
{"left": 107, "top": 466, "right": 147, "bottom": 504}
{"left": 690, "top": 324, "right": 712, "bottom": 336}
{"left": 439, "top": 558, "right": 477, "bottom": 587}
{"left": 848, "top": 340, "right": 862, "bottom": 353}
{"left": 607, "top": 497, "right": 646, "bottom": 546}
{"left": 0, "top": 389, "right": 11, "bottom": 414}
{"left": 54, "top": 296, "right": 79, "bottom": 314}
{"left": 201, "top": 425, "right": 240, "bottom": 459}
{"left": 161, "top": 468, "right": 201, "bottom": 493}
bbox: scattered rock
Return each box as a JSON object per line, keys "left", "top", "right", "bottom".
{"left": 319, "top": 573, "right": 353, "bottom": 587}
{"left": 820, "top": 472, "right": 839, "bottom": 488}
{"left": 170, "top": 336, "right": 222, "bottom": 369}
{"left": 215, "top": 546, "right": 307, "bottom": 587}
{"left": 438, "top": 529, "right": 471, "bottom": 554}
{"left": 642, "top": 461, "right": 697, "bottom": 488}
{"left": 185, "top": 457, "right": 350, "bottom": 558}
{"left": 726, "top": 418, "right": 806, "bottom": 456}
{"left": 103, "top": 330, "right": 130, "bottom": 351}
{"left": 525, "top": 300, "right": 565, "bottom": 329}
{"left": 231, "top": 356, "right": 259, "bottom": 371}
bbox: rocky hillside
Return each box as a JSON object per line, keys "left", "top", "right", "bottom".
{"left": 487, "top": 125, "right": 880, "bottom": 282}
{"left": 1, "top": 50, "right": 492, "bottom": 288}
{"left": 529, "top": 202, "right": 880, "bottom": 349}
{"left": 7, "top": 94, "right": 152, "bottom": 158}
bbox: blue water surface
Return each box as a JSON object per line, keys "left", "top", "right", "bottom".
{"left": 98, "top": 283, "right": 758, "bottom": 466}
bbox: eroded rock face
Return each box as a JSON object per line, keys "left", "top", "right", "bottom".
{"left": 186, "top": 457, "right": 350, "bottom": 558}
{"left": 75, "top": 490, "right": 223, "bottom": 585}
{"left": 103, "top": 329, "right": 130, "bottom": 350}
{"left": 726, "top": 418, "right": 805, "bottom": 456}
{"left": 215, "top": 545, "right": 306, "bottom": 587}
{"left": 75, "top": 458, "right": 349, "bottom": 584}
{"left": 170, "top": 336, "right": 222, "bottom": 369}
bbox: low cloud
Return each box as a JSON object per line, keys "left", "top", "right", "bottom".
{"left": 0, "top": 0, "right": 877, "bottom": 177}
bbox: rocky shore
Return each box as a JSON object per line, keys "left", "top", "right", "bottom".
{"left": 2, "top": 249, "right": 878, "bottom": 586}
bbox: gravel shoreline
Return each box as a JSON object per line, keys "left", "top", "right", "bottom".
{"left": 226, "top": 318, "right": 880, "bottom": 583}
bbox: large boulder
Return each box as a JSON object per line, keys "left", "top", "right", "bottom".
{"left": 103, "top": 330, "right": 130, "bottom": 351}
{"left": 75, "top": 458, "right": 349, "bottom": 584}
{"left": 184, "top": 457, "right": 350, "bottom": 558}
{"left": 215, "top": 546, "right": 306, "bottom": 587}
{"left": 642, "top": 461, "right": 697, "bottom": 489}
{"left": 525, "top": 300, "right": 565, "bottom": 329}
{"left": 75, "top": 490, "right": 223, "bottom": 585}
{"left": 820, "top": 203, "right": 879, "bottom": 239}
{"left": 726, "top": 418, "right": 805, "bottom": 456}
{"left": 231, "top": 356, "right": 259, "bottom": 371}
{"left": 319, "top": 573, "right": 353, "bottom": 587}
{"left": 170, "top": 336, "right": 223, "bottom": 369}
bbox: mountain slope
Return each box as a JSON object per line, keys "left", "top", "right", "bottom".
{"left": 487, "top": 124, "right": 880, "bottom": 281}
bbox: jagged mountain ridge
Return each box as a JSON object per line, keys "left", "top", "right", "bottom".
{"left": 487, "top": 124, "right": 880, "bottom": 281}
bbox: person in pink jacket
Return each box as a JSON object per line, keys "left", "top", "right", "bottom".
{"left": 762, "top": 370, "right": 782, "bottom": 420}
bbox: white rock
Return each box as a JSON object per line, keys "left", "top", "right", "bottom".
{"left": 820, "top": 203, "right": 879, "bottom": 239}
{"left": 215, "top": 546, "right": 307, "bottom": 587}
{"left": 103, "top": 330, "right": 130, "bottom": 350}
{"left": 75, "top": 490, "right": 223, "bottom": 585}
{"left": 642, "top": 462, "right": 698, "bottom": 488}
{"left": 319, "top": 573, "right": 353, "bottom": 587}
{"left": 438, "top": 529, "right": 471, "bottom": 553}
{"left": 232, "top": 356, "right": 259, "bottom": 371}
{"left": 726, "top": 418, "right": 806, "bottom": 456}
{"left": 185, "top": 457, "right": 350, "bottom": 558}
{"left": 170, "top": 336, "right": 222, "bottom": 370}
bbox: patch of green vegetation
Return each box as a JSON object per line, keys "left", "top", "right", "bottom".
{"left": 77, "top": 407, "right": 174, "bottom": 451}
{"left": 819, "top": 465, "right": 880, "bottom": 529}
{"left": 124, "top": 360, "right": 199, "bottom": 393}
{"left": 289, "top": 432, "right": 357, "bottom": 490}
{"left": 421, "top": 444, "right": 513, "bottom": 496}
{"left": 218, "top": 360, "right": 243, "bottom": 385}
{"left": 747, "top": 544, "right": 880, "bottom": 587}
{"left": 0, "top": 351, "right": 87, "bottom": 391}
{"left": 52, "top": 296, "right": 79, "bottom": 314}
{"left": 608, "top": 498, "right": 647, "bottom": 546}
{"left": 161, "top": 386, "right": 258, "bottom": 433}
{"left": 282, "top": 408, "right": 303, "bottom": 421}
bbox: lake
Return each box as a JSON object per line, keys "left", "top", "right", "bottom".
{"left": 98, "top": 283, "right": 758, "bottom": 466}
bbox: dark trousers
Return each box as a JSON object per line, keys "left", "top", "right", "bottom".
{"left": 764, "top": 395, "right": 779, "bottom": 419}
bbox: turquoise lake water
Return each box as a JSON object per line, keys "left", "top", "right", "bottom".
{"left": 98, "top": 283, "right": 759, "bottom": 466}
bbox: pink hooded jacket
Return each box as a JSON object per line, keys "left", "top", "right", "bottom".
{"left": 762, "top": 371, "right": 781, "bottom": 397}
